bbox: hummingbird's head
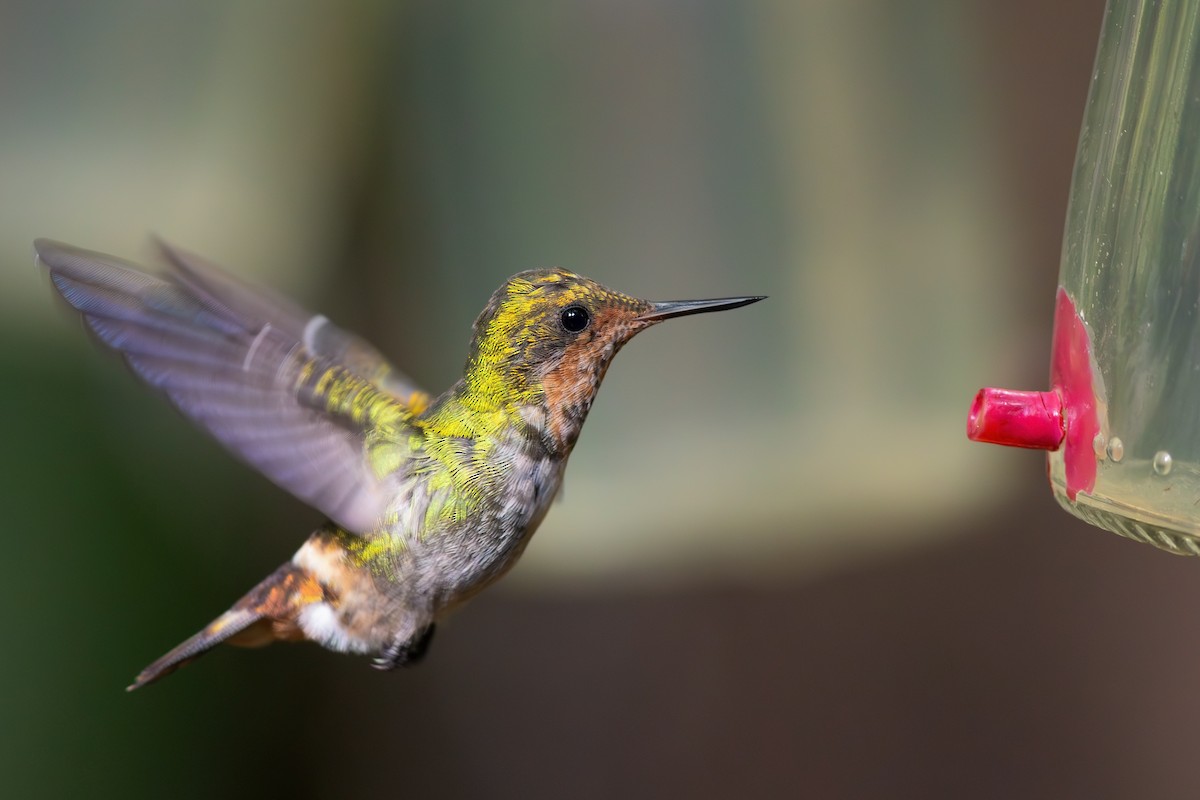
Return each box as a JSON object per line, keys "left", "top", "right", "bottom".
{"left": 462, "top": 268, "right": 763, "bottom": 453}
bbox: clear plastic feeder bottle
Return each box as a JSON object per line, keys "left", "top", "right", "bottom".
{"left": 970, "top": 0, "right": 1200, "bottom": 554}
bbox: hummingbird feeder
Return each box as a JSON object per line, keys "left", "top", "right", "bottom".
{"left": 969, "top": 0, "right": 1200, "bottom": 554}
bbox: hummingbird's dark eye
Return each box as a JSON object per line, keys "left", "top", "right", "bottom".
{"left": 560, "top": 305, "right": 590, "bottom": 333}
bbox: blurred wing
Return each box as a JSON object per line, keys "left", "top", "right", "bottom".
{"left": 37, "top": 238, "right": 424, "bottom": 534}
{"left": 153, "top": 239, "right": 427, "bottom": 406}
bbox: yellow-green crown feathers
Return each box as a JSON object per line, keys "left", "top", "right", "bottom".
{"left": 460, "top": 269, "right": 649, "bottom": 408}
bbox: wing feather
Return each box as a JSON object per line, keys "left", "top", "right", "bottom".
{"left": 154, "top": 240, "right": 425, "bottom": 403}
{"left": 37, "top": 238, "right": 423, "bottom": 534}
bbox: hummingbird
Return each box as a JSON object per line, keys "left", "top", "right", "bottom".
{"left": 37, "top": 238, "right": 763, "bottom": 690}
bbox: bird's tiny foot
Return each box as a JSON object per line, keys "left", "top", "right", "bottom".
{"left": 372, "top": 624, "right": 437, "bottom": 671}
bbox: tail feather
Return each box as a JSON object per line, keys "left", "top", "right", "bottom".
{"left": 127, "top": 563, "right": 326, "bottom": 691}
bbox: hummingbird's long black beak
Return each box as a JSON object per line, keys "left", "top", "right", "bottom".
{"left": 637, "top": 295, "right": 766, "bottom": 322}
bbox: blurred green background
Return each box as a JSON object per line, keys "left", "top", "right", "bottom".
{"left": 8, "top": 1, "right": 1200, "bottom": 798}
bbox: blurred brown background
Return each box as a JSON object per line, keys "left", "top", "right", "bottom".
{"left": 7, "top": 0, "right": 1198, "bottom": 798}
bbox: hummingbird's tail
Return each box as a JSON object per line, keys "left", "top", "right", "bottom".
{"left": 127, "top": 562, "right": 327, "bottom": 691}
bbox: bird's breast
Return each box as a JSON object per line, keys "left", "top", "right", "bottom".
{"left": 431, "top": 445, "right": 565, "bottom": 607}
{"left": 372, "top": 432, "right": 565, "bottom": 608}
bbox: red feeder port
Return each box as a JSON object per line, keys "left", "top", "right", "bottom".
{"left": 967, "top": 388, "right": 1064, "bottom": 451}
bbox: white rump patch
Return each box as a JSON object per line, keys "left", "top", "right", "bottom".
{"left": 298, "top": 603, "right": 371, "bottom": 654}
{"left": 303, "top": 314, "right": 329, "bottom": 355}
